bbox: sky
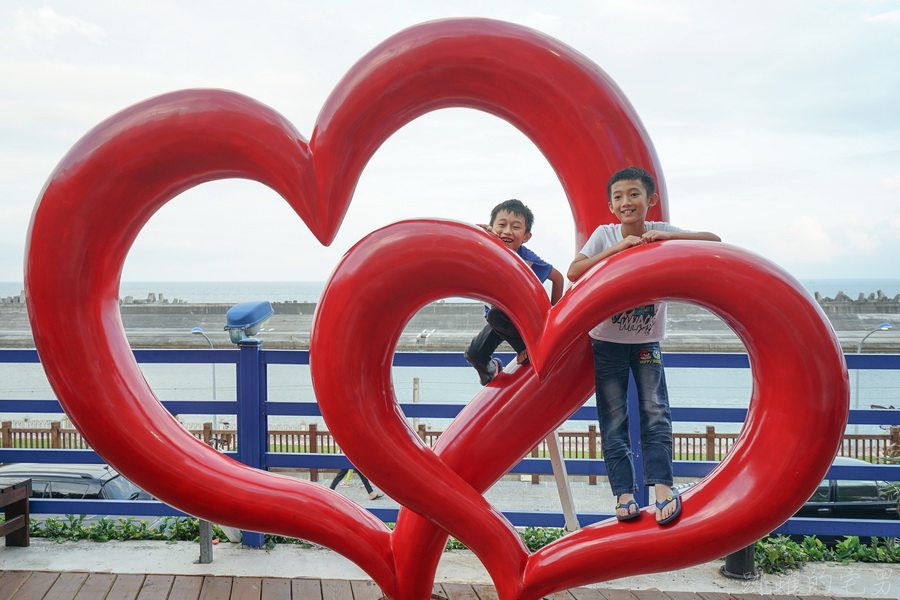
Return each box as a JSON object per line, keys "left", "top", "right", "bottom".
{"left": 2, "top": 1, "right": 899, "bottom": 286}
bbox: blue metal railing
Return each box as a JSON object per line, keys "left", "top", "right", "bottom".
{"left": 1, "top": 347, "right": 898, "bottom": 545}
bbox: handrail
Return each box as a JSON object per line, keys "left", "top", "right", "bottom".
{"left": 1, "top": 348, "right": 898, "bottom": 540}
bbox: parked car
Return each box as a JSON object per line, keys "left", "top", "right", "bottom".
{"left": 793, "top": 456, "right": 897, "bottom": 522}
{"left": 676, "top": 456, "right": 897, "bottom": 542}
{"left": 0, "top": 463, "right": 151, "bottom": 501}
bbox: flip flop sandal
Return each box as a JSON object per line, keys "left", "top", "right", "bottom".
{"left": 656, "top": 489, "right": 682, "bottom": 526}
{"left": 615, "top": 498, "right": 641, "bottom": 521}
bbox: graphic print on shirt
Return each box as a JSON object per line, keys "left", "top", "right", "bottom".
{"left": 610, "top": 304, "right": 657, "bottom": 336}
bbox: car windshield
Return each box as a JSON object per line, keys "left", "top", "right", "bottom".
{"left": 835, "top": 479, "right": 884, "bottom": 502}
{"left": 809, "top": 480, "right": 830, "bottom": 502}
{"left": 99, "top": 474, "right": 143, "bottom": 499}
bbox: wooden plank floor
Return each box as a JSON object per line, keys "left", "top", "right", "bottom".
{"left": 0, "top": 571, "right": 869, "bottom": 600}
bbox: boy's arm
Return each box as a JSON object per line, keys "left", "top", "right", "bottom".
{"left": 567, "top": 253, "right": 600, "bottom": 282}
{"left": 569, "top": 229, "right": 721, "bottom": 281}
{"left": 643, "top": 230, "right": 721, "bottom": 243}
{"left": 547, "top": 267, "right": 564, "bottom": 305}
{"left": 567, "top": 236, "right": 644, "bottom": 282}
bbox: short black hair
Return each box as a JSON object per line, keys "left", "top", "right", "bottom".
{"left": 607, "top": 167, "right": 656, "bottom": 198}
{"left": 490, "top": 199, "right": 534, "bottom": 233}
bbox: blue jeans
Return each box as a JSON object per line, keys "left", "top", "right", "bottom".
{"left": 591, "top": 339, "right": 673, "bottom": 497}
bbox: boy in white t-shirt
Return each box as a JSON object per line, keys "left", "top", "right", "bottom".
{"left": 568, "top": 167, "right": 720, "bottom": 525}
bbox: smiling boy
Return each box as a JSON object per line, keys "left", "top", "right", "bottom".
{"left": 568, "top": 167, "right": 720, "bottom": 525}
{"left": 465, "top": 199, "right": 564, "bottom": 385}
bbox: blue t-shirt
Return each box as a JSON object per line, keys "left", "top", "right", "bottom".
{"left": 518, "top": 245, "right": 552, "bottom": 283}
{"left": 484, "top": 245, "right": 553, "bottom": 316}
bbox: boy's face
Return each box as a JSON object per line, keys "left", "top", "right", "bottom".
{"left": 490, "top": 209, "right": 532, "bottom": 251}
{"left": 608, "top": 179, "right": 659, "bottom": 224}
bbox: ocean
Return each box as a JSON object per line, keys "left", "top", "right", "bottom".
{"left": 1, "top": 278, "right": 897, "bottom": 435}
{"left": 3, "top": 278, "right": 900, "bottom": 304}
{"left": 2, "top": 354, "right": 895, "bottom": 436}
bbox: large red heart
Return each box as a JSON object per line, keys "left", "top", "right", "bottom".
{"left": 23, "top": 17, "right": 848, "bottom": 600}
{"left": 311, "top": 220, "right": 848, "bottom": 599}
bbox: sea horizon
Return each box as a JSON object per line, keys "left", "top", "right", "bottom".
{"left": 3, "top": 278, "right": 900, "bottom": 305}
{"left": 2, "top": 277, "right": 897, "bottom": 434}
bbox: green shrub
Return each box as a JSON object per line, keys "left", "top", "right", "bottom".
{"left": 518, "top": 526, "right": 565, "bottom": 551}
{"left": 440, "top": 527, "right": 565, "bottom": 552}
{"left": 444, "top": 537, "right": 467, "bottom": 551}
{"left": 798, "top": 535, "right": 830, "bottom": 561}
{"left": 831, "top": 535, "right": 900, "bottom": 563}
{"left": 28, "top": 515, "right": 227, "bottom": 544}
{"left": 261, "top": 534, "right": 317, "bottom": 549}
{"left": 755, "top": 535, "right": 808, "bottom": 574}
{"left": 20, "top": 514, "right": 900, "bottom": 576}
{"left": 755, "top": 535, "right": 900, "bottom": 574}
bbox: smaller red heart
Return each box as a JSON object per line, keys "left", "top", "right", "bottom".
{"left": 312, "top": 220, "right": 849, "bottom": 599}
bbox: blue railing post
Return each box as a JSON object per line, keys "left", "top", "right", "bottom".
{"left": 626, "top": 374, "right": 648, "bottom": 508}
{"left": 1, "top": 349, "right": 898, "bottom": 537}
{"left": 236, "top": 338, "right": 267, "bottom": 548}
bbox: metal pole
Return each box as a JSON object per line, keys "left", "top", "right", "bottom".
{"left": 855, "top": 324, "right": 893, "bottom": 433}
{"left": 191, "top": 327, "right": 220, "bottom": 556}
{"left": 192, "top": 328, "right": 218, "bottom": 427}
{"left": 546, "top": 430, "right": 580, "bottom": 532}
{"left": 198, "top": 520, "right": 213, "bottom": 563}
{"left": 412, "top": 377, "right": 420, "bottom": 430}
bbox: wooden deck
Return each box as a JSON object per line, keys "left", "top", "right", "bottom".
{"left": 0, "top": 571, "right": 872, "bottom": 600}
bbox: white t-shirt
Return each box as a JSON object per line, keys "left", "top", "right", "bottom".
{"left": 578, "top": 221, "right": 690, "bottom": 343}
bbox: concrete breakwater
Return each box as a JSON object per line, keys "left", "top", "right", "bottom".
{"left": 1, "top": 293, "right": 899, "bottom": 352}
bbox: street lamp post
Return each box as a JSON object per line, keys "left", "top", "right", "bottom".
{"left": 191, "top": 326, "right": 220, "bottom": 561}
{"left": 855, "top": 323, "right": 893, "bottom": 415}
{"left": 191, "top": 327, "right": 217, "bottom": 428}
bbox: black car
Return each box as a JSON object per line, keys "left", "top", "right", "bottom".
{"left": 793, "top": 456, "right": 897, "bottom": 522}
{"left": 676, "top": 456, "right": 898, "bottom": 541}
{"left": 0, "top": 463, "right": 151, "bottom": 501}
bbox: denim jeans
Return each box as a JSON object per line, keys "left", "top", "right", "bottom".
{"left": 591, "top": 339, "right": 673, "bottom": 496}
{"left": 464, "top": 308, "right": 527, "bottom": 374}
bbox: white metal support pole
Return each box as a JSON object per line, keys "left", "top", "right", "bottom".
{"left": 412, "top": 377, "right": 421, "bottom": 430}
{"left": 546, "top": 429, "right": 580, "bottom": 532}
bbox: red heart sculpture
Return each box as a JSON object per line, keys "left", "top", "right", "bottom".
{"left": 23, "top": 17, "right": 848, "bottom": 600}
{"left": 311, "top": 220, "right": 848, "bottom": 599}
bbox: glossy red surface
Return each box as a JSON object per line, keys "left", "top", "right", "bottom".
{"left": 25, "top": 17, "right": 847, "bottom": 600}
{"left": 311, "top": 221, "right": 848, "bottom": 598}
{"left": 311, "top": 17, "right": 668, "bottom": 249}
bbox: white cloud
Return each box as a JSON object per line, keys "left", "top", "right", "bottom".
{"left": 864, "top": 9, "right": 900, "bottom": 23}
{"left": 2, "top": 7, "right": 104, "bottom": 53}
{"left": 2, "top": 1, "right": 899, "bottom": 283}
{"left": 847, "top": 231, "right": 879, "bottom": 254}
{"left": 758, "top": 216, "right": 839, "bottom": 263}
{"left": 881, "top": 173, "right": 900, "bottom": 192}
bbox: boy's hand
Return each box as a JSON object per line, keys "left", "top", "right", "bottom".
{"left": 641, "top": 230, "right": 671, "bottom": 242}
{"left": 620, "top": 235, "right": 645, "bottom": 248}
{"left": 476, "top": 223, "right": 497, "bottom": 236}
{"left": 641, "top": 230, "right": 722, "bottom": 243}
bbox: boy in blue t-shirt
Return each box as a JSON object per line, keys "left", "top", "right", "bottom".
{"left": 465, "top": 199, "right": 564, "bottom": 385}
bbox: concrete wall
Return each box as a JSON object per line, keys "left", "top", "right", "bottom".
{"left": 1, "top": 296, "right": 898, "bottom": 352}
